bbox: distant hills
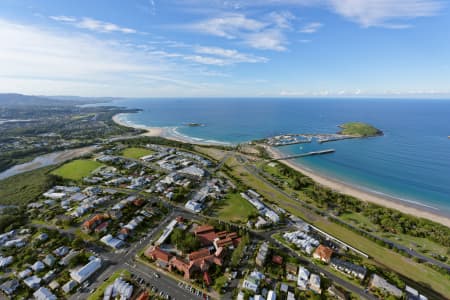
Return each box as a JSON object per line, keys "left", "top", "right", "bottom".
{"left": 0, "top": 93, "right": 116, "bottom": 107}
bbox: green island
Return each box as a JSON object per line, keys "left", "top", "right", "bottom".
{"left": 339, "top": 122, "right": 383, "bottom": 137}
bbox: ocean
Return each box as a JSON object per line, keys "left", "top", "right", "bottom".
{"left": 106, "top": 98, "right": 450, "bottom": 215}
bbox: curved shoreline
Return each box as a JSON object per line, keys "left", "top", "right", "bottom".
{"left": 265, "top": 145, "right": 450, "bottom": 227}
{"left": 113, "top": 113, "right": 450, "bottom": 227}
{"left": 113, "top": 113, "right": 233, "bottom": 146}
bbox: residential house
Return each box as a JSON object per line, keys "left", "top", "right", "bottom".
{"left": 70, "top": 257, "right": 102, "bottom": 283}
{"left": 33, "top": 287, "right": 57, "bottom": 300}
{"left": 255, "top": 242, "right": 269, "bottom": 267}
{"left": 369, "top": 274, "right": 402, "bottom": 298}
{"left": 31, "top": 261, "right": 46, "bottom": 272}
{"left": 309, "top": 274, "right": 321, "bottom": 294}
{"left": 24, "top": 275, "right": 41, "bottom": 289}
{"left": 242, "top": 270, "right": 264, "bottom": 293}
{"left": 330, "top": 258, "right": 367, "bottom": 280}
{"left": 267, "top": 290, "right": 277, "bottom": 300}
{"left": 62, "top": 280, "right": 78, "bottom": 294}
{"left": 0, "top": 279, "right": 19, "bottom": 296}
{"left": 43, "top": 254, "right": 56, "bottom": 267}
{"left": 328, "top": 285, "right": 347, "bottom": 300}
{"left": 313, "top": 245, "right": 333, "bottom": 264}
{"left": 297, "top": 266, "right": 310, "bottom": 290}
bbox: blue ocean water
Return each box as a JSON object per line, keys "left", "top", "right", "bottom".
{"left": 108, "top": 98, "right": 450, "bottom": 215}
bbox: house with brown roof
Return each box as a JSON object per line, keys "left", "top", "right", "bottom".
{"left": 313, "top": 245, "right": 333, "bottom": 264}
{"left": 272, "top": 255, "right": 283, "bottom": 265}
{"left": 189, "top": 248, "right": 211, "bottom": 261}
{"left": 286, "top": 263, "right": 297, "bottom": 275}
{"left": 145, "top": 247, "right": 172, "bottom": 267}
{"left": 82, "top": 214, "right": 106, "bottom": 233}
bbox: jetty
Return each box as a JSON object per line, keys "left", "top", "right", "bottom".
{"left": 274, "top": 149, "right": 335, "bottom": 160}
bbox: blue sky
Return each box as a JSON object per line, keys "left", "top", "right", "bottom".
{"left": 0, "top": 0, "right": 449, "bottom": 97}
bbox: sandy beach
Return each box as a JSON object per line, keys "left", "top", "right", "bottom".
{"left": 265, "top": 146, "right": 450, "bottom": 227}
{"left": 113, "top": 113, "right": 232, "bottom": 146}
{"left": 113, "top": 113, "right": 163, "bottom": 137}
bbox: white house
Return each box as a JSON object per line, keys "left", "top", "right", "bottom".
{"left": 70, "top": 257, "right": 102, "bottom": 283}
{"left": 33, "top": 287, "right": 57, "bottom": 300}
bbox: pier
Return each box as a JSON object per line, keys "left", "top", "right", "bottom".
{"left": 274, "top": 149, "right": 335, "bottom": 160}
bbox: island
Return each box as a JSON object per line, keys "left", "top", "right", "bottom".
{"left": 338, "top": 122, "right": 383, "bottom": 137}
{"left": 186, "top": 122, "right": 204, "bottom": 127}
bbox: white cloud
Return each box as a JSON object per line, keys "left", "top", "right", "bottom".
{"left": 0, "top": 18, "right": 213, "bottom": 96}
{"left": 194, "top": 46, "right": 268, "bottom": 63}
{"left": 244, "top": 29, "right": 287, "bottom": 51}
{"left": 327, "top": 0, "right": 442, "bottom": 27}
{"left": 190, "top": 13, "right": 289, "bottom": 51}
{"left": 50, "top": 15, "right": 137, "bottom": 34}
{"left": 190, "top": 13, "right": 266, "bottom": 39}
{"left": 300, "top": 22, "right": 323, "bottom": 33}
{"left": 204, "top": 0, "right": 443, "bottom": 28}
{"left": 49, "top": 15, "right": 77, "bottom": 22}
{"left": 267, "top": 11, "right": 296, "bottom": 29}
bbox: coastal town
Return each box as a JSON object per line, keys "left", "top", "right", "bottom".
{"left": 0, "top": 130, "right": 448, "bottom": 300}
{"left": 1, "top": 0, "right": 450, "bottom": 298}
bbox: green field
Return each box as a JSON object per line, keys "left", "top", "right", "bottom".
{"left": 120, "top": 147, "right": 154, "bottom": 159}
{"left": 214, "top": 193, "right": 258, "bottom": 223}
{"left": 51, "top": 159, "right": 103, "bottom": 180}
{"left": 87, "top": 269, "right": 131, "bottom": 300}
{"left": 0, "top": 166, "right": 55, "bottom": 205}
{"left": 339, "top": 122, "right": 382, "bottom": 137}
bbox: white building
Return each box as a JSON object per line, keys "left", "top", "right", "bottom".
{"left": 264, "top": 209, "right": 280, "bottom": 223}
{"left": 100, "top": 234, "right": 125, "bottom": 250}
{"left": 242, "top": 270, "right": 265, "bottom": 293}
{"left": 369, "top": 274, "right": 402, "bottom": 298}
{"left": 179, "top": 165, "right": 205, "bottom": 178}
{"left": 309, "top": 274, "right": 321, "bottom": 294}
{"left": 155, "top": 219, "right": 178, "bottom": 246}
{"left": 70, "top": 257, "right": 102, "bottom": 283}
{"left": 185, "top": 200, "right": 203, "bottom": 213}
{"left": 31, "top": 261, "right": 46, "bottom": 272}
{"left": 267, "top": 290, "right": 277, "bottom": 300}
{"left": 0, "top": 256, "right": 13, "bottom": 268}
{"left": 24, "top": 275, "right": 41, "bottom": 289}
{"left": 103, "top": 277, "right": 133, "bottom": 300}
{"left": 297, "top": 266, "right": 310, "bottom": 290}
{"left": 33, "top": 287, "right": 57, "bottom": 300}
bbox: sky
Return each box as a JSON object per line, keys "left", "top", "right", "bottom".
{"left": 0, "top": 0, "right": 449, "bottom": 98}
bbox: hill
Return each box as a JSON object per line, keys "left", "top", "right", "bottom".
{"left": 339, "top": 122, "right": 383, "bottom": 137}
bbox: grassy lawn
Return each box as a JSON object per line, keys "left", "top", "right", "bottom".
{"left": 120, "top": 147, "right": 154, "bottom": 159}
{"left": 0, "top": 166, "right": 54, "bottom": 205}
{"left": 51, "top": 159, "right": 103, "bottom": 180}
{"left": 88, "top": 269, "right": 131, "bottom": 300}
{"left": 214, "top": 193, "right": 258, "bottom": 223}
